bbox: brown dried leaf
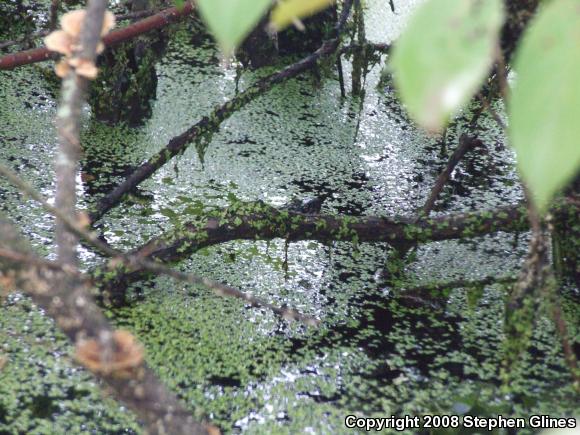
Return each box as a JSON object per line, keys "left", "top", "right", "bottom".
{"left": 61, "top": 10, "right": 86, "bottom": 37}
{"left": 54, "top": 60, "right": 70, "bottom": 78}
{"left": 75, "top": 330, "right": 144, "bottom": 377}
{"left": 69, "top": 58, "right": 98, "bottom": 79}
{"left": 44, "top": 30, "right": 73, "bottom": 55}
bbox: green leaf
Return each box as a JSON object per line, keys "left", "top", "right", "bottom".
{"left": 509, "top": 0, "right": 580, "bottom": 213}
{"left": 196, "top": 0, "right": 271, "bottom": 54}
{"left": 391, "top": 0, "right": 504, "bottom": 132}
{"left": 270, "top": 0, "right": 334, "bottom": 32}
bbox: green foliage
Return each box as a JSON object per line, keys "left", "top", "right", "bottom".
{"left": 196, "top": 0, "right": 272, "bottom": 54}
{"left": 196, "top": 0, "right": 336, "bottom": 54}
{"left": 508, "top": 0, "right": 580, "bottom": 212}
{"left": 392, "top": 0, "right": 580, "bottom": 213}
{"left": 391, "top": 0, "right": 504, "bottom": 132}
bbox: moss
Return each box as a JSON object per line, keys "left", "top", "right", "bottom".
{"left": 89, "top": 31, "right": 163, "bottom": 127}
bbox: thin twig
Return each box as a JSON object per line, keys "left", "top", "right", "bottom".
{"left": 401, "top": 274, "right": 517, "bottom": 293}
{"left": 495, "top": 42, "right": 509, "bottom": 102}
{"left": 337, "top": 56, "right": 345, "bottom": 98}
{"left": 0, "top": 30, "right": 50, "bottom": 50}
{"left": 479, "top": 94, "right": 507, "bottom": 130}
{"left": 49, "top": 0, "right": 60, "bottom": 31}
{"left": 419, "top": 134, "right": 482, "bottom": 216}
{"left": 128, "top": 260, "right": 319, "bottom": 326}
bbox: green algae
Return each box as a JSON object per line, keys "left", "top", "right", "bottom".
{"left": 0, "top": 0, "right": 578, "bottom": 433}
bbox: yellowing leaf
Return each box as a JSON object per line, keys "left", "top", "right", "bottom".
{"left": 391, "top": 0, "right": 504, "bottom": 132}
{"left": 509, "top": 0, "right": 580, "bottom": 213}
{"left": 197, "top": 0, "right": 271, "bottom": 54}
{"left": 270, "top": 0, "right": 335, "bottom": 32}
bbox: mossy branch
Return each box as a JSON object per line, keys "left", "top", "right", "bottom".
{"left": 100, "top": 201, "right": 535, "bottom": 290}
{"left": 89, "top": 0, "right": 355, "bottom": 222}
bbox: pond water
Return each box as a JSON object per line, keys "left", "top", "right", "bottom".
{"left": 0, "top": 1, "right": 578, "bottom": 434}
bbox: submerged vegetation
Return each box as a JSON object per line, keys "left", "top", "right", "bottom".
{"left": 0, "top": 0, "right": 578, "bottom": 434}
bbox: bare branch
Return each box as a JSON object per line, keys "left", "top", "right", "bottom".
{"left": 128, "top": 259, "right": 320, "bottom": 326}
{"left": 49, "top": 0, "right": 60, "bottom": 31}
{"left": 108, "top": 201, "right": 531, "bottom": 289}
{"left": 420, "top": 134, "right": 483, "bottom": 216}
{"left": 54, "top": 0, "right": 109, "bottom": 266}
{"left": 0, "top": 3, "right": 194, "bottom": 70}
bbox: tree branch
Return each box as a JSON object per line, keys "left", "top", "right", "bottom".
{"left": 0, "top": 217, "right": 217, "bottom": 434}
{"left": 89, "top": 0, "right": 354, "bottom": 222}
{"left": 54, "top": 0, "right": 108, "bottom": 266}
{"left": 420, "top": 134, "right": 483, "bottom": 216}
{"left": 103, "top": 201, "right": 531, "bottom": 288}
{"left": 0, "top": 10, "right": 161, "bottom": 51}
{"left": 0, "top": 3, "right": 194, "bottom": 70}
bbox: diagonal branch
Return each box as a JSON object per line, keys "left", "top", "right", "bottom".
{"left": 420, "top": 134, "right": 483, "bottom": 216}
{"left": 89, "top": 0, "right": 354, "bottom": 222}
